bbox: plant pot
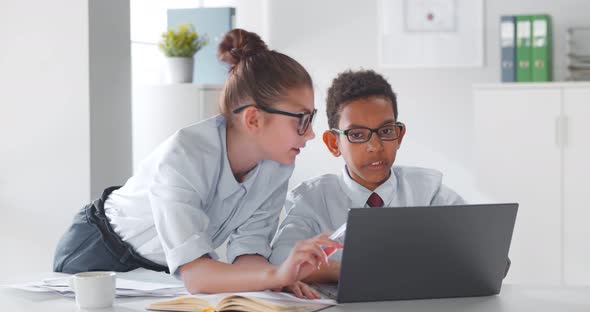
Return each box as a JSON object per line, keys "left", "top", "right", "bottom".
{"left": 164, "top": 57, "right": 194, "bottom": 83}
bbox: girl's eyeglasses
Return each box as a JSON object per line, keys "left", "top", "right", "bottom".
{"left": 233, "top": 104, "right": 317, "bottom": 136}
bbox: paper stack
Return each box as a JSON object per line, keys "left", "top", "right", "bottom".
{"left": 566, "top": 27, "right": 590, "bottom": 81}
{"left": 6, "top": 276, "right": 188, "bottom": 298}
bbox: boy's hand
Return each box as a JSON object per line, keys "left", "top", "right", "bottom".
{"left": 273, "top": 233, "right": 343, "bottom": 287}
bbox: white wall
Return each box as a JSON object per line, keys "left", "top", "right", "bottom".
{"left": 0, "top": 0, "right": 132, "bottom": 280}
{"left": 254, "top": 0, "right": 590, "bottom": 202}
{"left": 0, "top": 0, "right": 90, "bottom": 279}
{"left": 89, "top": 0, "right": 133, "bottom": 198}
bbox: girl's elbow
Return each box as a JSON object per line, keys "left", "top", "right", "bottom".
{"left": 179, "top": 257, "right": 213, "bottom": 294}
{"left": 184, "top": 279, "right": 212, "bottom": 294}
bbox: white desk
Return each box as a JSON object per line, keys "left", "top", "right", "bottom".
{"left": 3, "top": 271, "right": 590, "bottom": 312}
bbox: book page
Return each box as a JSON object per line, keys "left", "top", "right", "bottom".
{"left": 147, "top": 296, "right": 211, "bottom": 312}
{"left": 147, "top": 291, "right": 336, "bottom": 312}
{"left": 217, "top": 295, "right": 329, "bottom": 312}
{"left": 220, "top": 291, "right": 336, "bottom": 305}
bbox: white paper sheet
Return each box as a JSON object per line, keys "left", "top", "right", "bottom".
{"left": 4, "top": 275, "right": 188, "bottom": 298}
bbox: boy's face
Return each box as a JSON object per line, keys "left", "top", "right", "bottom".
{"left": 323, "top": 96, "right": 405, "bottom": 191}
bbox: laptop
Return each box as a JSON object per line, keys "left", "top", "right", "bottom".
{"left": 313, "top": 203, "right": 518, "bottom": 303}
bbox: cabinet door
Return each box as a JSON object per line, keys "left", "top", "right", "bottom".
{"left": 563, "top": 88, "right": 590, "bottom": 286}
{"left": 473, "top": 88, "right": 562, "bottom": 285}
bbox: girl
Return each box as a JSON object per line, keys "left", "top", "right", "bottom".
{"left": 53, "top": 29, "right": 341, "bottom": 299}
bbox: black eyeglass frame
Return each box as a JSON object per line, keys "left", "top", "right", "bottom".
{"left": 232, "top": 104, "right": 317, "bottom": 136}
{"left": 331, "top": 121, "right": 405, "bottom": 143}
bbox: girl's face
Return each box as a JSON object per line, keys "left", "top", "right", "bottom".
{"left": 260, "top": 86, "right": 316, "bottom": 165}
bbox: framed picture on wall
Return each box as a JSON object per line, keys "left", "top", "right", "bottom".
{"left": 378, "top": 0, "right": 484, "bottom": 68}
{"left": 405, "top": 0, "right": 456, "bottom": 32}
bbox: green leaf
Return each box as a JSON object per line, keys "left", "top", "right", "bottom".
{"left": 158, "top": 23, "right": 208, "bottom": 57}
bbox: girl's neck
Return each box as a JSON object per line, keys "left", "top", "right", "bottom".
{"left": 226, "top": 125, "right": 262, "bottom": 182}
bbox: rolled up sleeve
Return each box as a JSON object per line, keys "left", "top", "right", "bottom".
{"left": 225, "top": 180, "right": 289, "bottom": 264}
{"left": 149, "top": 158, "right": 216, "bottom": 275}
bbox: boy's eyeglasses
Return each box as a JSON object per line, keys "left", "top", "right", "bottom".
{"left": 232, "top": 104, "right": 317, "bottom": 136}
{"left": 331, "top": 122, "right": 405, "bottom": 143}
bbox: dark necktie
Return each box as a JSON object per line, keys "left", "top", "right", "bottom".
{"left": 367, "top": 192, "right": 384, "bottom": 208}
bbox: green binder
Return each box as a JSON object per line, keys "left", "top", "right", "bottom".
{"left": 531, "top": 14, "right": 552, "bottom": 82}
{"left": 516, "top": 16, "right": 532, "bottom": 82}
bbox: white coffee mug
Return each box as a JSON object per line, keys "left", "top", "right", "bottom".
{"left": 70, "top": 271, "right": 116, "bottom": 309}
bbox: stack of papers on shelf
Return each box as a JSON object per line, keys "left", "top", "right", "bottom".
{"left": 567, "top": 27, "right": 590, "bottom": 81}
{"left": 5, "top": 276, "right": 189, "bottom": 298}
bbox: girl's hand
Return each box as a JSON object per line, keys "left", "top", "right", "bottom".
{"left": 281, "top": 281, "right": 321, "bottom": 299}
{"left": 273, "top": 232, "right": 343, "bottom": 287}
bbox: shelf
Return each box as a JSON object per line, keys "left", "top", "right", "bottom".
{"left": 473, "top": 82, "right": 590, "bottom": 90}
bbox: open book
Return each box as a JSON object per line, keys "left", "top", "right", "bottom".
{"left": 147, "top": 291, "right": 335, "bottom": 312}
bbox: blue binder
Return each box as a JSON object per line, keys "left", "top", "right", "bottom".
{"left": 168, "top": 8, "right": 235, "bottom": 85}
{"left": 500, "top": 16, "right": 516, "bottom": 82}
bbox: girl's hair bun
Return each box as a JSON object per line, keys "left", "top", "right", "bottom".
{"left": 218, "top": 28, "right": 268, "bottom": 66}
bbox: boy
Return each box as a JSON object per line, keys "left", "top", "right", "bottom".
{"left": 269, "top": 69, "right": 467, "bottom": 283}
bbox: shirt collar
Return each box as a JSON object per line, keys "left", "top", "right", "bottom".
{"left": 338, "top": 165, "right": 397, "bottom": 208}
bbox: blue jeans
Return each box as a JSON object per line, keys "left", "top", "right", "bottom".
{"left": 53, "top": 186, "right": 169, "bottom": 274}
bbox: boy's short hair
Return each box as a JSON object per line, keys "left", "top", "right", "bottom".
{"left": 326, "top": 69, "right": 398, "bottom": 129}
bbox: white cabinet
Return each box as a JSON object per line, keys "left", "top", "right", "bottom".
{"left": 473, "top": 83, "right": 590, "bottom": 286}
{"left": 563, "top": 88, "right": 590, "bottom": 285}
{"left": 132, "top": 84, "right": 222, "bottom": 170}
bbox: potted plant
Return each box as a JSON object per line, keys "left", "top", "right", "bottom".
{"left": 159, "top": 23, "right": 208, "bottom": 83}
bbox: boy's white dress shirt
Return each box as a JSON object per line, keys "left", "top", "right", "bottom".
{"left": 270, "top": 166, "right": 465, "bottom": 264}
